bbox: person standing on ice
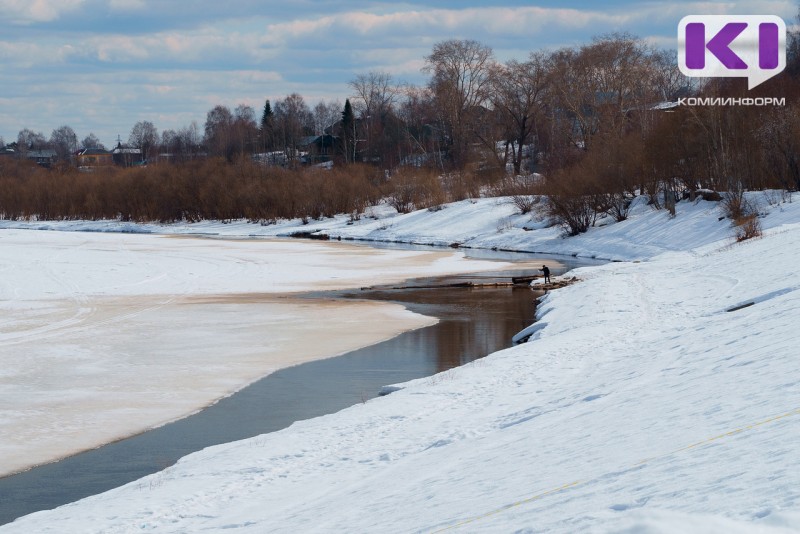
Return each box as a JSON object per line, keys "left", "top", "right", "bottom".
{"left": 540, "top": 265, "right": 551, "bottom": 284}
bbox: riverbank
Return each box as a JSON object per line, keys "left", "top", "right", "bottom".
{"left": 3, "top": 192, "right": 800, "bottom": 532}
{"left": 2, "top": 193, "right": 793, "bottom": 261}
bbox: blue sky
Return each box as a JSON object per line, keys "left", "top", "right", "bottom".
{"left": 0, "top": 0, "right": 795, "bottom": 147}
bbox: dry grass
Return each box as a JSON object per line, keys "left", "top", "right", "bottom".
{"left": 734, "top": 214, "right": 763, "bottom": 242}
{"left": 0, "top": 159, "right": 390, "bottom": 223}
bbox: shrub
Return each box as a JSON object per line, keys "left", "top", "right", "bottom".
{"left": 512, "top": 194, "right": 537, "bottom": 214}
{"left": 721, "top": 190, "right": 749, "bottom": 221}
{"left": 540, "top": 167, "right": 604, "bottom": 236}
{"left": 722, "top": 191, "right": 762, "bottom": 242}
{"left": 386, "top": 167, "right": 444, "bottom": 213}
{"left": 735, "top": 214, "right": 762, "bottom": 241}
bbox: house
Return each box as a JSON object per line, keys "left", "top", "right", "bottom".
{"left": 298, "top": 134, "right": 340, "bottom": 164}
{"left": 0, "top": 145, "right": 15, "bottom": 158}
{"left": 77, "top": 148, "right": 113, "bottom": 168}
{"left": 26, "top": 149, "right": 58, "bottom": 167}
{"left": 111, "top": 142, "right": 144, "bottom": 167}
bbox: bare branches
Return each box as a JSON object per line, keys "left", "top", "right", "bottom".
{"left": 425, "top": 39, "right": 496, "bottom": 168}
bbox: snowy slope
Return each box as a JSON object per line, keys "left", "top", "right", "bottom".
{"left": 0, "top": 194, "right": 742, "bottom": 260}
{"left": 2, "top": 193, "right": 800, "bottom": 532}
{"left": 2, "top": 192, "right": 795, "bottom": 262}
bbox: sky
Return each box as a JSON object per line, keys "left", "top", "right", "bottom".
{"left": 0, "top": 0, "right": 796, "bottom": 148}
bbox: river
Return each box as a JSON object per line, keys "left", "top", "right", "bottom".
{"left": 0, "top": 247, "right": 596, "bottom": 526}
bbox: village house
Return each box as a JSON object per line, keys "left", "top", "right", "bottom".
{"left": 26, "top": 149, "right": 58, "bottom": 167}
{"left": 76, "top": 148, "right": 113, "bottom": 169}
{"left": 299, "top": 134, "right": 340, "bottom": 164}
{"left": 111, "top": 142, "right": 144, "bottom": 167}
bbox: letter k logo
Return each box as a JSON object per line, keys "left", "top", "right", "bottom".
{"left": 686, "top": 22, "right": 748, "bottom": 69}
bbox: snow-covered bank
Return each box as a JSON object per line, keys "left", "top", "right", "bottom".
{"left": 3, "top": 192, "right": 796, "bottom": 261}
{"left": 0, "top": 231, "right": 535, "bottom": 477}
{"left": 3, "top": 192, "right": 800, "bottom": 532}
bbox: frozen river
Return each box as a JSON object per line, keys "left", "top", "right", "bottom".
{"left": 0, "top": 230, "right": 553, "bottom": 479}
{"left": 0, "top": 267, "right": 561, "bottom": 524}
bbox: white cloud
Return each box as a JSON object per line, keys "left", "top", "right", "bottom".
{"left": 0, "top": 0, "right": 85, "bottom": 24}
{"left": 262, "top": 6, "right": 632, "bottom": 43}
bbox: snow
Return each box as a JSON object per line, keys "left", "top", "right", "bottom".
{"left": 2, "top": 191, "right": 800, "bottom": 532}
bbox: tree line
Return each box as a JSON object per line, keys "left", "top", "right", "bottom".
{"left": 2, "top": 27, "right": 800, "bottom": 228}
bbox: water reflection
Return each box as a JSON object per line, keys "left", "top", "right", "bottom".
{"left": 346, "top": 285, "right": 537, "bottom": 373}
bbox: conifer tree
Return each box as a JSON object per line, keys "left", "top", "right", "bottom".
{"left": 341, "top": 99, "right": 356, "bottom": 163}
{"left": 260, "top": 99, "right": 273, "bottom": 151}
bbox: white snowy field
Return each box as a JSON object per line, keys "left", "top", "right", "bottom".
{"left": 0, "top": 230, "right": 533, "bottom": 477}
{"left": 2, "top": 191, "right": 800, "bottom": 532}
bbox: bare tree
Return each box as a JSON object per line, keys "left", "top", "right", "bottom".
{"left": 350, "top": 72, "right": 400, "bottom": 118}
{"left": 313, "top": 99, "right": 342, "bottom": 136}
{"left": 234, "top": 104, "right": 255, "bottom": 124}
{"left": 274, "top": 93, "right": 313, "bottom": 166}
{"left": 232, "top": 104, "right": 259, "bottom": 158}
{"left": 350, "top": 71, "right": 401, "bottom": 163}
{"left": 757, "top": 106, "right": 800, "bottom": 190}
{"left": 129, "top": 120, "right": 158, "bottom": 162}
{"left": 50, "top": 125, "right": 78, "bottom": 161}
{"left": 176, "top": 121, "right": 202, "bottom": 162}
{"left": 787, "top": 4, "right": 800, "bottom": 76}
{"left": 158, "top": 123, "right": 202, "bottom": 164}
{"left": 204, "top": 105, "right": 235, "bottom": 160}
{"left": 650, "top": 49, "right": 693, "bottom": 102}
{"left": 424, "top": 39, "right": 496, "bottom": 168}
{"left": 397, "top": 85, "right": 440, "bottom": 167}
{"left": 81, "top": 133, "right": 104, "bottom": 150}
{"left": 547, "top": 33, "right": 665, "bottom": 164}
{"left": 492, "top": 52, "right": 552, "bottom": 175}
{"left": 17, "top": 128, "right": 48, "bottom": 156}
{"left": 161, "top": 129, "right": 177, "bottom": 150}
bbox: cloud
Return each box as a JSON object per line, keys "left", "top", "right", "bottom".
{"left": 263, "top": 6, "right": 630, "bottom": 44}
{"left": 258, "top": 1, "right": 796, "bottom": 50}
{"left": 0, "top": 0, "right": 85, "bottom": 24}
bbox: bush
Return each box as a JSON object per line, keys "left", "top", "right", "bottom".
{"left": 493, "top": 174, "right": 541, "bottom": 214}
{"left": 0, "top": 159, "right": 388, "bottom": 224}
{"left": 721, "top": 190, "right": 750, "bottom": 221}
{"left": 387, "top": 167, "right": 444, "bottom": 213}
{"left": 539, "top": 166, "right": 605, "bottom": 236}
{"left": 512, "top": 194, "right": 538, "bottom": 214}
{"left": 735, "top": 214, "right": 762, "bottom": 241}
{"left": 722, "top": 191, "right": 762, "bottom": 242}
